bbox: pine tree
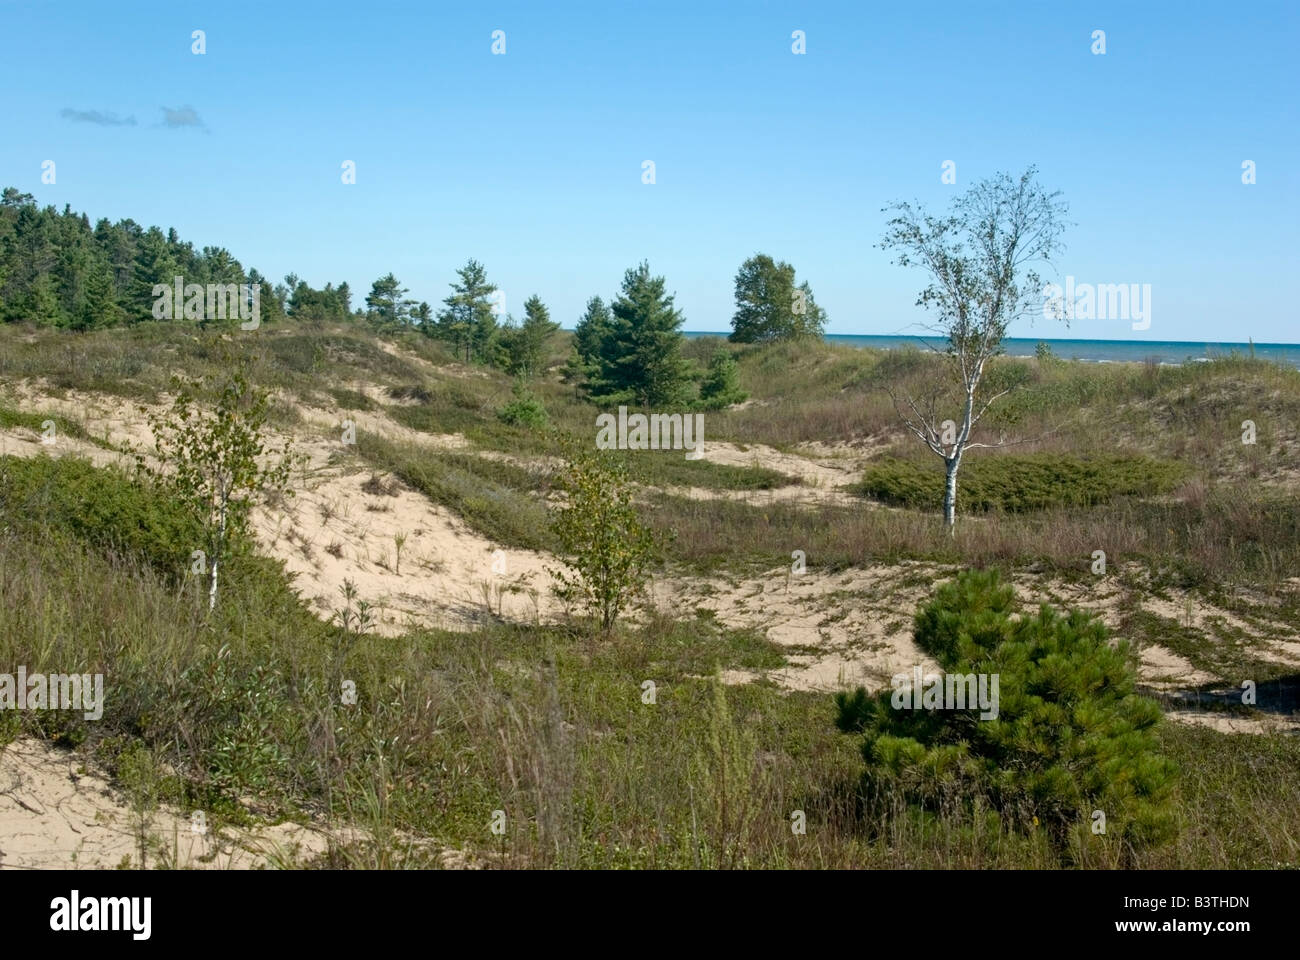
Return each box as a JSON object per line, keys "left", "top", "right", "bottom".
{"left": 131, "top": 228, "right": 180, "bottom": 320}
{"left": 72, "top": 255, "right": 122, "bottom": 331}
{"left": 24, "top": 272, "right": 62, "bottom": 326}
{"left": 834, "top": 569, "right": 1178, "bottom": 858}
{"left": 697, "top": 349, "right": 748, "bottom": 410}
{"left": 589, "top": 262, "right": 692, "bottom": 407}
{"left": 503, "top": 294, "right": 559, "bottom": 378}
{"left": 436, "top": 259, "right": 497, "bottom": 364}
{"left": 412, "top": 301, "right": 433, "bottom": 334}
{"left": 366, "top": 273, "right": 412, "bottom": 327}
{"left": 565, "top": 295, "right": 612, "bottom": 383}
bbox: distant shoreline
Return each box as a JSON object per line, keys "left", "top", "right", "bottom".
{"left": 673, "top": 332, "right": 1300, "bottom": 370}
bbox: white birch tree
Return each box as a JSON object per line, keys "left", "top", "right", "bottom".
{"left": 144, "top": 360, "right": 297, "bottom": 610}
{"left": 878, "top": 167, "right": 1068, "bottom": 530}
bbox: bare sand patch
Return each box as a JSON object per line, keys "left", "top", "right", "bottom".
{"left": 1137, "top": 646, "right": 1218, "bottom": 690}
{"left": 3, "top": 380, "right": 159, "bottom": 453}
{"left": 659, "top": 438, "right": 883, "bottom": 508}
{"left": 699, "top": 439, "right": 869, "bottom": 487}
{"left": 252, "top": 437, "right": 561, "bottom": 635}
{"left": 1162, "top": 711, "right": 1300, "bottom": 735}
{"left": 0, "top": 429, "right": 126, "bottom": 470}
{"left": 653, "top": 562, "right": 944, "bottom": 692}
{"left": 291, "top": 400, "right": 468, "bottom": 452}
{"left": 0, "top": 738, "right": 334, "bottom": 869}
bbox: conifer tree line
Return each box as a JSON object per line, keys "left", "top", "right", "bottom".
{"left": 1, "top": 188, "right": 825, "bottom": 407}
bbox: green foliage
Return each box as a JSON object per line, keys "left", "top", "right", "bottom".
{"left": 548, "top": 447, "right": 656, "bottom": 633}
{"left": 586, "top": 262, "right": 693, "bottom": 407}
{"left": 497, "top": 380, "right": 549, "bottom": 429}
{"left": 434, "top": 259, "right": 498, "bottom": 364}
{"left": 140, "top": 353, "right": 298, "bottom": 609}
{"left": 728, "top": 253, "right": 826, "bottom": 343}
{"left": 500, "top": 294, "right": 560, "bottom": 379}
{"left": 365, "top": 273, "right": 412, "bottom": 327}
{"left": 858, "top": 454, "right": 1185, "bottom": 512}
{"left": 834, "top": 569, "right": 1179, "bottom": 855}
{"left": 0, "top": 454, "right": 205, "bottom": 579}
{"left": 565, "top": 295, "right": 612, "bottom": 383}
{"left": 0, "top": 189, "right": 320, "bottom": 328}
{"left": 697, "top": 349, "right": 748, "bottom": 410}
{"left": 286, "top": 277, "right": 352, "bottom": 323}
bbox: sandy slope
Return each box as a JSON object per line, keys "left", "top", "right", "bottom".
{"left": 3, "top": 372, "right": 1297, "bottom": 714}
{"left": 0, "top": 738, "right": 335, "bottom": 869}
{"left": 662, "top": 438, "right": 885, "bottom": 507}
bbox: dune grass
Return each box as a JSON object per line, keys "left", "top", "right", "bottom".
{"left": 2, "top": 453, "right": 1298, "bottom": 868}
{"left": 2, "top": 321, "right": 1300, "bottom": 869}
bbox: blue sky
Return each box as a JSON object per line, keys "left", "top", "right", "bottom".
{"left": 2, "top": 0, "right": 1296, "bottom": 342}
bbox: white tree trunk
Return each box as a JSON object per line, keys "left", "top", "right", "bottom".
{"left": 208, "top": 491, "right": 227, "bottom": 612}
{"left": 942, "top": 375, "right": 980, "bottom": 531}
{"left": 943, "top": 454, "right": 960, "bottom": 529}
{"left": 208, "top": 556, "right": 219, "bottom": 611}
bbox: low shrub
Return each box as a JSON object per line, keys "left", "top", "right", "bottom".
{"left": 498, "top": 381, "right": 549, "bottom": 428}
{"left": 857, "top": 453, "right": 1184, "bottom": 512}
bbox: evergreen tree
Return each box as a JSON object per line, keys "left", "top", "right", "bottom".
{"left": 436, "top": 259, "right": 497, "bottom": 364}
{"left": 131, "top": 228, "right": 180, "bottom": 320}
{"left": 72, "top": 255, "right": 122, "bottom": 331}
{"left": 697, "top": 349, "right": 748, "bottom": 410}
{"left": 834, "top": 569, "right": 1178, "bottom": 858}
{"left": 589, "top": 262, "right": 692, "bottom": 406}
{"left": 729, "top": 253, "right": 826, "bottom": 343}
{"left": 502, "top": 294, "right": 559, "bottom": 378}
{"left": 247, "top": 269, "right": 284, "bottom": 325}
{"left": 55, "top": 242, "right": 89, "bottom": 324}
{"left": 287, "top": 278, "right": 351, "bottom": 323}
{"left": 565, "top": 295, "right": 612, "bottom": 383}
{"left": 24, "top": 272, "right": 62, "bottom": 326}
{"left": 366, "top": 273, "right": 412, "bottom": 326}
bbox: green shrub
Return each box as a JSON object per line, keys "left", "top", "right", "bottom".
{"left": 0, "top": 454, "right": 206, "bottom": 580}
{"left": 697, "top": 349, "right": 748, "bottom": 410}
{"left": 497, "top": 380, "right": 549, "bottom": 428}
{"left": 857, "top": 453, "right": 1184, "bottom": 512}
{"left": 548, "top": 448, "right": 656, "bottom": 633}
{"left": 834, "top": 569, "right": 1179, "bottom": 857}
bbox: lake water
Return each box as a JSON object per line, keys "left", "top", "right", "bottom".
{"left": 681, "top": 333, "right": 1300, "bottom": 370}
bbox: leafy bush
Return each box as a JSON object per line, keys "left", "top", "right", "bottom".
{"left": 857, "top": 453, "right": 1184, "bottom": 512}
{"left": 548, "top": 448, "right": 656, "bottom": 633}
{"left": 834, "top": 569, "right": 1178, "bottom": 856}
{"left": 142, "top": 364, "right": 298, "bottom": 611}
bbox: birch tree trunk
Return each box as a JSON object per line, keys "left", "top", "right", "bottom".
{"left": 208, "top": 483, "right": 227, "bottom": 612}
{"left": 943, "top": 454, "right": 960, "bottom": 529}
